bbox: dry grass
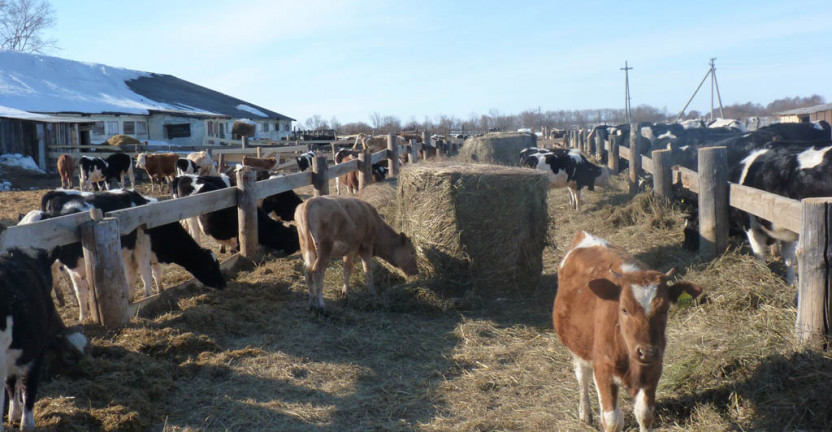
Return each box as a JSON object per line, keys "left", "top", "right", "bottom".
{"left": 3, "top": 167, "right": 831, "bottom": 431}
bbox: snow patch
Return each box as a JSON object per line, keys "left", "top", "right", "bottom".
{"left": 0, "top": 153, "right": 44, "bottom": 173}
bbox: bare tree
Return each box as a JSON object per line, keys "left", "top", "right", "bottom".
{"left": 304, "top": 114, "right": 328, "bottom": 130}
{"left": 369, "top": 112, "right": 383, "bottom": 129}
{"left": 0, "top": 0, "right": 57, "bottom": 53}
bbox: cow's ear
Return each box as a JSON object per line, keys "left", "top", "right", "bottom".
{"left": 668, "top": 281, "right": 702, "bottom": 303}
{"left": 588, "top": 278, "right": 621, "bottom": 301}
{"left": 399, "top": 232, "right": 408, "bottom": 245}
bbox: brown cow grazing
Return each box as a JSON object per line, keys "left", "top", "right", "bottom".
{"left": 294, "top": 196, "right": 418, "bottom": 311}
{"left": 554, "top": 231, "right": 701, "bottom": 432}
{"left": 57, "top": 154, "right": 75, "bottom": 189}
{"left": 241, "top": 155, "right": 277, "bottom": 171}
{"left": 135, "top": 152, "right": 178, "bottom": 192}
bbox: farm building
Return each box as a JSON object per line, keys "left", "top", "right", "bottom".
{"left": 776, "top": 103, "right": 832, "bottom": 124}
{"left": 0, "top": 50, "right": 294, "bottom": 168}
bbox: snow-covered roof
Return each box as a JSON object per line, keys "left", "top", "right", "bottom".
{"left": 0, "top": 105, "right": 94, "bottom": 123}
{"left": 0, "top": 50, "right": 294, "bottom": 121}
{"left": 775, "top": 103, "right": 832, "bottom": 116}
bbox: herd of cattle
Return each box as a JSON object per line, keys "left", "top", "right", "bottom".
{"left": 2, "top": 120, "right": 830, "bottom": 431}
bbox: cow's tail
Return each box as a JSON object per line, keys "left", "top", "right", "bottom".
{"left": 294, "top": 203, "right": 318, "bottom": 271}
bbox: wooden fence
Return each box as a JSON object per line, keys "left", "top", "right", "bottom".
{"left": 3, "top": 134, "right": 417, "bottom": 328}
{"left": 568, "top": 124, "right": 832, "bottom": 347}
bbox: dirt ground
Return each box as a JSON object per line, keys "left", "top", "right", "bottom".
{"left": 2, "top": 164, "right": 831, "bottom": 431}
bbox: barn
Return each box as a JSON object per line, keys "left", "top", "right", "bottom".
{"left": 776, "top": 103, "right": 832, "bottom": 124}
{"left": 0, "top": 50, "right": 295, "bottom": 167}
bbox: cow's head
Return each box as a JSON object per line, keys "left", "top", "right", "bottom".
{"left": 590, "top": 268, "right": 701, "bottom": 365}
{"left": 595, "top": 166, "right": 611, "bottom": 189}
{"left": 393, "top": 232, "right": 418, "bottom": 277}
{"left": 134, "top": 152, "right": 148, "bottom": 169}
{"left": 51, "top": 328, "right": 90, "bottom": 368}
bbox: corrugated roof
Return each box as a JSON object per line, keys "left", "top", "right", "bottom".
{"left": 775, "top": 103, "right": 832, "bottom": 116}
{"left": 0, "top": 106, "right": 95, "bottom": 123}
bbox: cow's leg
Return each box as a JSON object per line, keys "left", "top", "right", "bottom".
{"left": 6, "top": 375, "right": 21, "bottom": 427}
{"left": 129, "top": 165, "right": 135, "bottom": 190}
{"left": 335, "top": 177, "right": 341, "bottom": 196}
{"left": 746, "top": 227, "right": 769, "bottom": 260}
{"left": 573, "top": 188, "right": 582, "bottom": 210}
{"left": 19, "top": 358, "right": 42, "bottom": 429}
{"left": 342, "top": 255, "right": 353, "bottom": 296}
{"left": 1, "top": 317, "right": 12, "bottom": 431}
{"left": 65, "top": 262, "right": 89, "bottom": 322}
{"left": 133, "top": 230, "right": 154, "bottom": 298}
{"left": 572, "top": 355, "right": 592, "bottom": 424}
{"left": 781, "top": 240, "right": 798, "bottom": 285}
{"left": 592, "top": 367, "right": 623, "bottom": 432}
{"left": 51, "top": 260, "right": 66, "bottom": 307}
{"left": 184, "top": 217, "right": 201, "bottom": 244}
{"left": 359, "top": 249, "right": 376, "bottom": 296}
{"left": 151, "top": 255, "right": 164, "bottom": 292}
{"left": 633, "top": 387, "right": 656, "bottom": 432}
{"left": 311, "top": 243, "right": 332, "bottom": 311}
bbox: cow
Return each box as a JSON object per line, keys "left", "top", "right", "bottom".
{"left": 554, "top": 231, "right": 701, "bottom": 432}
{"left": 186, "top": 151, "right": 216, "bottom": 176}
{"left": 352, "top": 134, "right": 387, "bottom": 153}
{"left": 295, "top": 151, "right": 316, "bottom": 172}
{"left": 79, "top": 153, "right": 135, "bottom": 191}
{"left": 333, "top": 149, "right": 387, "bottom": 195}
{"left": 519, "top": 147, "right": 552, "bottom": 166}
{"left": 170, "top": 175, "right": 300, "bottom": 255}
{"left": 522, "top": 148, "right": 611, "bottom": 210}
{"left": 241, "top": 155, "right": 277, "bottom": 171}
{"left": 57, "top": 154, "right": 75, "bottom": 189}
{"left": 176, "top": 158, "right": 198, "bottom": 176}
{"left": 135, "top": 152, "right": 178, "bottom": 192}
{"left": 1, "top": 248, "right": 89, "bottom": 430}
{"left": 262, "top": 174, "right": 304, "bottom": 222}
{"left": 294, "top": 196, "right": 418, "bottom": 311}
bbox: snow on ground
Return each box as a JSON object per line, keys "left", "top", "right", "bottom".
{"left": 0, "top": 153, "right": 44, "bottom": 173}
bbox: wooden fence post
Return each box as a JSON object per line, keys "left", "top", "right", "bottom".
{"left": 697, "top": 146, "right": 729, "bottom": 259}
{"left": 358, "top": 149, "right": 372, "bottom": 190}
{"left": 410, "top": 139, "right": 419, "bottom": 164}
{"left": 628, "top": 124, "right": 641, "bottom": 196}
{"left": 608, "top": 133, "right": 620, "bottom": 174}
{"left": 796, "top": 198, "right": 832, "bottom": 346}
{"left": 217, "top": 154, "right": 225, "bottom": 172}
{"left": 595, "top": 133, "right": 604, "bottom": 161}
{"left": 652, "top": 149, "right": 673, "bottom": 200}
{"left": 387, "top": 133, "right": 400, "bottom": 177}
{"left": 256, "top": 146, "right": 262, "bottom": 158}
{"left": 236, "top": 169, "right": 258, "bottom": 259}
{"left": 80, "top": 208, "right": 129, "bottom": 328}
{"left": 242, "top": 136, "right": 249, "bottom": 149}
{"left": 311, "top": 156, "right": 329, "bottom": 196}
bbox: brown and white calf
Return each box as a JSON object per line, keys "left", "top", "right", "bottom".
{"left": 241, "top": 155, "right": 277, "bottom": 171}
{"left": 135, "top": 152, "right": 178, "bottom": 192}
{"left": 294, "top": 196, "right": 418, "bottom": 311}
{"left": 553, "top": 231, "right": 701, "bottom": 432}
{"left": 57, "top": 154, "right": 75, "bottom": 189}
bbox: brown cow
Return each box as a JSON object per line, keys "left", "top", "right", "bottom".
{"left": 334, "top": 149, "right": 360, "bottom": 195}
{"left": 294, "top": 196, "right": 418, "bottom": 311}
{"left": 241, "top": 155, "right": 276, "bottom": 171}
{"left": 57, "top": 154, "right": 75, "bottom": 189}
{"left": 554, "top": 231, "right": 701, "bottom": 432}
{"left": 135, "top": 152, "right": 178, "bottom": 192}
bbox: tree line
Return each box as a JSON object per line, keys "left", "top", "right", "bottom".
{"left": 302, "top": 95, "right": 827, "bottom": 135}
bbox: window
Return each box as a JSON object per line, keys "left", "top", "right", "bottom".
{"left": 136, "top": 121, "right": 147, "bottom": 135}
{"left": 165, "top": 123, "right": 191, "bottom": 139}
{"left": 123, "top": 121, "right": 135, "bottom": 135}
{"left": 207, "top": 121, "right": 214, "bottom": 137}
{"left": 263, "top": 122, "right": 269, "bottom": 132}
{"left": 93, "top": 122, "right": 105, "bottom": 135}
{"left": 105, "top": 121, "right": 118, "bottom": 135}
{"left": 219, "top": 122, "right": 225, "bottom": 138}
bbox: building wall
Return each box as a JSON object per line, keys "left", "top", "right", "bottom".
{"left": 81, "top": 114, "right": 151, "bottom": 144}
{"left": 147, "top": 114, "right": 217, "bottom": 147}
{"left": 810, "top": 110, "right": 832, "bottom": 124}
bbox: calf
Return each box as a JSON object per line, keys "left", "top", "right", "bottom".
{"left": 176, "top": 158, "right": 198, "bottom": 176}
{"left": 295, "top": 151, "right": 316, "bottom": 172}
{"left": 263, "top": 174, "right": 304, "bottom": 222}
{"left": 57, "top": 154, "right": 75, "bottom": 189}
{"left": 523, "top": 148, "right": 611, "bottom": 210}
{"left": 79, "top": 153, "right": 135, "bottom": 191}
{"left": 241, "top": 155, "right": 277, "bottom": 171}
{"left": 170, "top": 175, "right": 300, "bottom": 255}
{"left": 186, "top": 151, "right": 217, "bottom": 176}
{"left": 135, "top": 152, "right": 178, "bottom": 192}
{"left": 554, "top": 231, "right": 701, "bottom": 432}
{"left": 1, "top": 248, "right": 88, "bottom": 430}
{"left": 294, "top": 196, "right": 418, "bottom": 311}
{"left": 335, "top": 149, "right": 360, "bottom": 195}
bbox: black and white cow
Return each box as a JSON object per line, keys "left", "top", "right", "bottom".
{"left": 522, "top": 148, "right": 611, "bottom": 210}
{"left": 295, "top": 151, "right": 316, "bottom": 172}
{"left": 176, "top": 158, "right": 199, "bottom": 176}
{"left": 519, "top": 147, "right": 552, "bottom": 166}
{"left": 263, "top": 175, "right": 305, "bottom": 223}
{"left": 171, "top": 175, "right": 300, "bottom": 254}
{"left": 1, "top": 248, "right": 88, "bottom": 429}
{"left": 78, "top": 153, "right": 135, "bottom": 191}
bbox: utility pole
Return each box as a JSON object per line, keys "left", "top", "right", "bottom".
{"left": 621, "top": 61, "right": 633, "bottom": 123}
{"left": 675, "top": 57, "right": 726, "bottom": 122}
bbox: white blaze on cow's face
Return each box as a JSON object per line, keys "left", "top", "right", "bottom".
{"left": 135, "top": 152, "right": 148, "bottom": 169}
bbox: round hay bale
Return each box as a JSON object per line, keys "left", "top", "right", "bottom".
{"left": 232, "top": 120, "right": 256, "bottom": 138}
{"left": 458, "top": 132, "right": 537, "bottom": 165}
{"left": 105, "top": 134, "right": 141, "bottom": 147}
{"left": 397, "top": 163, "right": 549, "bottom": 293}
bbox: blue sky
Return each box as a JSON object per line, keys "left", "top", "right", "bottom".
{"left": 47, "top": 0, "right": 832, "bottom": 124}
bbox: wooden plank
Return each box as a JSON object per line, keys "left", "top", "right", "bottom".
{"left": 236, "top": 170, "right": 258, "bottom": 259}
{"left": 128, "top": 254, "right": 241, "bottom": 316}
{"left": 81, "top": 213, "right": 130, "bottom": 328}
{"left": 370, "top": 149, "right": 388, "bottom": 165}
{"left": 0, "top": 211, "right": 91, "bottom": 252}
{"left": 641, "top": 155, "right": 653, "bottom": 174}
{"left": 255, "top": 171, "right": 314, "bottom": 199}
{"left": 48, "top": 145, "right": 122, "bottom": 151}
{"left": 107, "top": 188, "right": 237, "bottom": 235}
{"left": 618, "top": 145, "right": 630, "bottom": 160}
{"left": 729, "top": 183, "right": 802, "bottom": 233}
{"left": 327, "top": 159, "right": 359, "bottom": 179}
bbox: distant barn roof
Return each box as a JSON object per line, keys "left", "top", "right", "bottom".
{"left": 775, "top": 103, "right": 832, "bottom": 116}
{"left": 0, "top": 50, "right": 293, "bottom": 121}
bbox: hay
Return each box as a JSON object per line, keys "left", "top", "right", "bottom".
{"left": 458, "top": 132, "right": 537, "bottom": 165}
{"left": 231, "top": 121, "right": 256, "bottom": 137}
{"left": 397, "top": 162, "right": 549, "bottom": 293}
{"left": 105, "top": 134, "right": 141, "bottom": 147}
